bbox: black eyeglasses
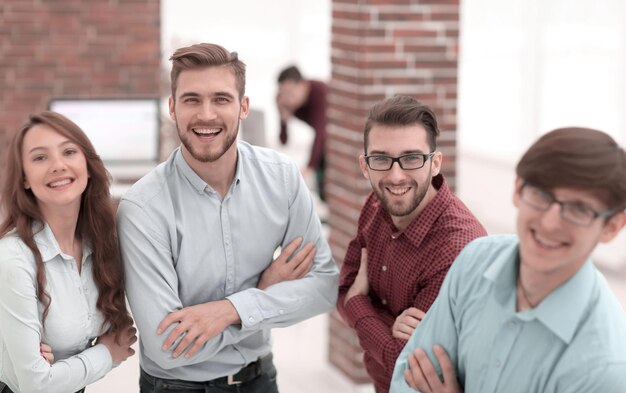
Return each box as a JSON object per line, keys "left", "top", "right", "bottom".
{"left": 520, "top": 183, "right": 616, "bottom": 226}
{"left": 364, "top": 153, "right": 435, "bottom": 171}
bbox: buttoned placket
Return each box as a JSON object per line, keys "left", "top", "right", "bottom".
{"left": 64, "top": 252, "right": 93, "bottom": 348}
{"left": 215, "top": 185, "right": 237, "bottom": 297}
{"left": 478, "top": 315, "right": 524, "bottom": 393}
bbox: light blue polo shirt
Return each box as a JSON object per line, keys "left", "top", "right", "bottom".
{"left": 391, "top": 235, "right": 626, "bottom": 393}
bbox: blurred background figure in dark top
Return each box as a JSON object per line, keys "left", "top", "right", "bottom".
{"left": 276, "top": 65, "right": 328, "bottom": 202}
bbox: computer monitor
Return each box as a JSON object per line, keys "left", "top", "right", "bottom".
{"left": 49, "top": 98, "right": 160, "bottom": 182}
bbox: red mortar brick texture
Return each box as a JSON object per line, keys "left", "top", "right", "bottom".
{"left": 0, "top": 0, "right": 161, "bottom": 172}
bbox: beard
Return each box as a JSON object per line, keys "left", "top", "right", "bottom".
{"left": 372, "top": 172, "right": 431, "bottom": 218}
{"left": 176, "top": 118, "right": 240, "bottom": 163}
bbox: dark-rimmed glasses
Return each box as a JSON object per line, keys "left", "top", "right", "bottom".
{"left": 364, "top": 153, "right": 435, "bottom": 171}
{"left": 520, "top": 183, "right": 616, "bottom": 226}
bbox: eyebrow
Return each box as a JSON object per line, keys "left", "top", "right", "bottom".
{"left": 28, "top": 140, "right": 75, "bottom": 154}
{"left": 178, "top": 91, "right": 236, "bottom": 100}
{"left": 368, "top": 149, "right": 428, "bottom": 155}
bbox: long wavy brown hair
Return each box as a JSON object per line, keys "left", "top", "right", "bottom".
{"left": 0, "top": 111, "right": 131, "bottom": 341}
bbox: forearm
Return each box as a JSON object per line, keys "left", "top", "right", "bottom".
{"left": 343, "top": 295, "right": 406, "bottom": 375}
{"left": 124, "top": 253, "right": 251, "bottom": 368}
{"left": 0, "top": 258, "right": 113, "bottom": 393}
{"left": 119, "top": 202, "right": 249, "bottom": 368}
{"left": 336, "top": 235, "right": 367, "bottom": 318}
{"left": 229, "top": 261, "right": 338, "bottom": 330}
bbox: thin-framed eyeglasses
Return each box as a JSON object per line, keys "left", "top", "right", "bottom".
{"left": 364, "top": 152, "right": 435, "bottom": 171}
{"left": 520, "top": 183, "right": 616, "bottom": 226}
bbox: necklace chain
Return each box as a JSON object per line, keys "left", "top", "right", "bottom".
{"left": 517, "top": 275, "right": 537, "bottom": 309}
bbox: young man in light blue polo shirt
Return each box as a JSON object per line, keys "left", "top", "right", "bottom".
{"left": 391, "top": 127, "right": 626, "bottom": 393}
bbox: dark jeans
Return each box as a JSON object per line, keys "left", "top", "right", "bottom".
{"left": 139, "top": 363, "right": 279, "bottom": 393}
{"left": 0, "top": 381, "right": 84, "bottom": 393}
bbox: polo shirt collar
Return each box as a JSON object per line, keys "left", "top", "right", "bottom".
{"left": 483, "top": 237, "right": 595, "bottom": 343}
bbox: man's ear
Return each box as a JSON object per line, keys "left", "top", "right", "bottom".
{"left": 599, "top": 211, "right": 626, "bottom": 243}
{"left": 358, "top": 155, "right": 370, "bottom": 180}
{"left": 168, "top": 96, "right": 176, "bottom": 120}
{"left": 239, "top": 96, "right": 250, "bottom": 120}
{"left": 512, "top": 177, "right": 524, "bottom": 208}
{"left": 430, "top": 151, "right": 442, "bottom": 177}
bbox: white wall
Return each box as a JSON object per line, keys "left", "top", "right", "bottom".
{"left": 161, "top": 0, "right": 331, "bottom": 149}
{"left": 457, "top": 0, "right": 626, "bottom": 270}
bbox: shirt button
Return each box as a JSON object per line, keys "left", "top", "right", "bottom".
{"left": 390, "top": 234, "right": 397, "bottom": 240}
{"left": 227, "top": 276, "right": 233, "bottom": 282}
{"left": 248, "top": 317, "right": 255, "bottom": 323}
{"left": 279, "top": 310, "right": 284, "bottom": 315}
{"left": 382, "top": 299, "right": 387, "bottom": 305}
{"left": 381, "top": 265, "right": 388, "bottom": 272}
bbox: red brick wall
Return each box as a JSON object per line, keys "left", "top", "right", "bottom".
{"left": 0, "top": 0, "right": 160, "bottom": 172}
{"left": 327, "top": 0, "right": 461, "bottom": 384}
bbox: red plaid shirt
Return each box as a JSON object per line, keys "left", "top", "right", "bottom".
{"left": 337, "top": 174, "right": 486, "bottom": 392}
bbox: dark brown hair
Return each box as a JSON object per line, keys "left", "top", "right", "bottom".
{"left": 0, "top": 111, "right": 131, "bottom": 340}
{"left": 516, "top": 127, "right": 626, "bottom": 211}
{"left": 169, "top": 42, "right": 246, "bottom": 99}
{"left": 363, "top": 95, "right": 440, "bottom": 153}
{"left": 277, "top": 65, "right": 303, "bottom": 83}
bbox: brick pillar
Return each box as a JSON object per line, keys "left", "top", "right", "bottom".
{"left": 327, "top": 0, "right": 461, "bottom": 384}
{"left": 0, "top": 0, "right": 161, "bottom": 172}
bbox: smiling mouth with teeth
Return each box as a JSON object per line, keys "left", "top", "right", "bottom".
{"left": 532, "top": 230, "right": 565, "bottom": 249}
{"left": 192, "top": 128, "right": 222, "bottom": 136}
{"left": 386, "top": 187, "right": 411, "bottom": 196}
{"left": 48, "top": 178, "right": 74, "bottom": 188}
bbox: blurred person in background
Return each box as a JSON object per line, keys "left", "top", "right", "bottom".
{"left": 0, "top": 111, "right": 136, "bottom": 393}
{"left": 276, "top": 65, "right": 328, "bottom": 202}
{"left": 392, "top": 127, "right": 626, "bottom": 393}
{"left": 337, "top": 96, "right": 486, "bottom": 393}
{"left": 118, "top": 43, "right": 338, "bottom": 393}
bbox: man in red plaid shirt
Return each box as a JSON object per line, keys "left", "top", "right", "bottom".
{"left": 337, "top": 95, "right": 486, "bottom": 393}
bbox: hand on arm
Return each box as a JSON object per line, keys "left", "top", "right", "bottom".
{"left": 344, "top": 248, "right": 369, "bottom": 304}
{"left": 404, "top": 345, "right": 461, "bottom": 393}
{"left": 276, "top": 94, "right": 292, "bottom": 123}
{"left": 97, "top": 324, "right": 137, "bottom": 364}
{"left": 157, "top": 299, "right": 241, "bottom": 359}
{"left": 393, "top": 307, "right": 426, "bottom": 340}
{"left": 40, "top": 343, "right": 54, "bottom": 364}
{"left": 258, "top": 237, "right": 316, "bottom": 290}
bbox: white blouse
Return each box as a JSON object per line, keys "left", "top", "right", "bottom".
{"left": 0, "top": 223, "right": 112, "bottom": 393}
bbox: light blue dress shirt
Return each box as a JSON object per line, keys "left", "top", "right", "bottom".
{"left": 391, "top": 235, "right": 626, "bottom": 393}
{"left": 117, "top": 141, "right": 339, "bottom": 381}
{"left": 0, "top": 223, "right": 112, "bottom": 393}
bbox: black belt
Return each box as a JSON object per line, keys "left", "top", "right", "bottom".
{"left": 212, "top": 353, "right": 272, "bottom": 385}
{"left": 142, "top": 353, "right": 273, "bottom": 387}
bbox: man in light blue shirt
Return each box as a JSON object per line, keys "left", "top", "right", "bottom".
{"left": 117, "top": 43, "right": 338, "bottom": 392}
{"left": 391, "top": 127, "right": 626, "bottom": 393}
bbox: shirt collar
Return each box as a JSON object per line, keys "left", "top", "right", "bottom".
{"left": 174, "top": 145, "right": 242, "bottom": 195}
{"left": 483, "top": 237, "right": 595, "bottom": 343}
{"left": 385, "top": 174, "right": 451, "bottom": 244}
{"left": 33, "top": 221, "right": 93, "bottom": 263}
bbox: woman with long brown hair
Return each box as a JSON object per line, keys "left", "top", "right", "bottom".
{"left": 0, "top": 111, "right": 136, "bottom": 393}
